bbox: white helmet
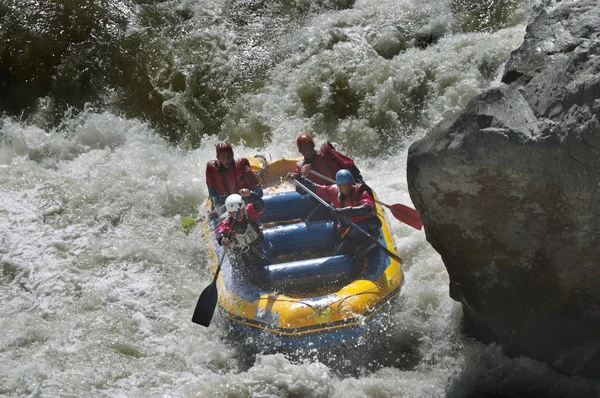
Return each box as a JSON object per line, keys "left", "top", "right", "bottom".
{"left": 225, "top": 194, "right": 244, "bottom": 212}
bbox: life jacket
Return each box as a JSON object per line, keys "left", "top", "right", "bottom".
{"left": 230, "top": 217, "right": 263, "bottom": 248}
{"left": 214, "top": 202, "right": 265, "bottom": 250}
{"left": 206, "top": 158, "right": 259, "bottom": 196}
{"left": 338, "top": 183, "right": 377, "bottom": 224}
{"left": 294, "top": 142, "right": 355, "bottom": 185}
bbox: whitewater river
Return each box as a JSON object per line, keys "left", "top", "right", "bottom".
{"left": 2, "top": 0, "right": 600, "bottom": 396}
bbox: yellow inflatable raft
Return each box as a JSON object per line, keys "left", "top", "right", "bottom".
{"left": 199, "top": 156, "right": 404, "bottom": 346}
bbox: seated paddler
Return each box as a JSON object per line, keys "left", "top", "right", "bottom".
{"left": 287, "top": 169, "right": 382, "bottom": 276}
{"left": 205, "top": 141, "right": 263, "bottom": 217}
{"left": 293, "top": 133, "right": 364, "bottom": 185}
{"left": 214, "top": 193, "right": 269, "bottom": 284}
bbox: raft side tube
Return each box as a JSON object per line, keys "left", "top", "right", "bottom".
{"left": 260, "top": 191, "right": 318, "bottom": 223}
{"left": 264, "top": 255, "right": 353, "bottom": 289}
{"left": 263, "top": 220, "right": 335, "bottom": 257}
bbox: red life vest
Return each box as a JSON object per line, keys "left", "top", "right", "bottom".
{"left": 315, "top": 182, "right": 377, "bottom": 224}
{"left": 205, "top": 158, "right": 259, "bottom": 196}
{"left": 293, "top": 142, "right": 355, "bottom": 185}
{"left": 338, "top": 184, "right": 376, "bottom": 224}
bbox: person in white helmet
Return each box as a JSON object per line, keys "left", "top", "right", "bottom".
{"left": 214, "top": 193, "right": 268, "bottom": 283}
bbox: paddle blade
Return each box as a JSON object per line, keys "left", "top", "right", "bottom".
{"left": 191, "top": 281, "right": 218, "bottom": 326}
{"left": 387, "top": 204, "right": 423, "bottom": 230}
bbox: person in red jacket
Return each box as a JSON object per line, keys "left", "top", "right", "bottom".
{"left": 293, "top": 134, "right": 363, "bottom": 185}
{"left": 288, "top": 169, "right": 381, "bottom": 275}
{"left": 205, "top": 142, "right": 263, "bottom": 216}
{"left": 215, "top": 194, "right": 269, "bottom": 284}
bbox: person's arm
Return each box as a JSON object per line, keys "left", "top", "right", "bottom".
{"left": 292, "top": 175, "right": 338, "bottom": 203}
{"left": 252, "top": 197, "right": 265, "bottom": 211}
{"left": 292, "top": 160, "right": 303, "bottom": 174}
{"left": 333, "top": 189, "right": 374, "bottom": 217}
{"left": 206, "top": 162, "right": 215, "bottom": 190}
{"left": 333, "top": 203, "right": 372, "bottom": 218}
{"left": 246, "top": 200, "right": 265, "bottom": 222}
{"left": 206, "top": 161, "right": 227, "bottom": 207}
{"left": 208, "top": 186, "right": 227, "bottom": 207}
{"left": 293, "top": 175, "right": 316, "bottom": 194}
{"left": 249, "top": 185, "right": 263, "bottom": 200}
{"left": 214, "top": 219, "right": 233, "bottom": 245}
{"left": 237, "top": 158, "right": 263, "bottom": 199}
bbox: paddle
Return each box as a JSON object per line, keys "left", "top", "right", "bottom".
{"left": 374, "top": 200, "right": 422, "bottom": 230}
{"left": 293, "top": 178, "right": 403, "bottom": 264}
{"left": 191, "top": 209, "right": 239, "bottom": 327}
{"left": 307, "top": 169, "right": 423, "bottom": 230}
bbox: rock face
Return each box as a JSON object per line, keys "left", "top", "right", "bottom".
{"left": 407, "top": 0, "right": 600, "bottom": 379}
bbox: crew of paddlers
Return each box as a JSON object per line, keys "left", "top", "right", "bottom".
{"left": 205, "top": 134, "right": 379, "bottom": 281}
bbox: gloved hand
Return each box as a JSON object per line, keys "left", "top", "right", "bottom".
{"left": 300, "top": 164, "right": 312, "bottom": 178}
{"left": 238, "top": 188, "right": 251, "bottom": 197}
{"left": 331, "top": 207, "right": 349, "bottom": 218}
{"left": 285, "top": 172, "right": 299, "bottom": 181}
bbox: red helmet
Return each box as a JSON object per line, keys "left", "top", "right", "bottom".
{"left": 296, "top": 134, "right": 314, "bottom": 150}
{"left": 215, "top": 142, "right": 233, "bottom": 154}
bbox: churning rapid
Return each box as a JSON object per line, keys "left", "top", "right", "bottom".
{"left": 1, "top": 0, "right": 599, "bottom": 396}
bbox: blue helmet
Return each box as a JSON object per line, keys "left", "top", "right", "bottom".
{"left": 335, "top": 169, "right": 354, "bottom": 185}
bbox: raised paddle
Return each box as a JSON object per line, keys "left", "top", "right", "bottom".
{"left": 306, "top": 169, "right": 423, "bottom": 230}
{"left": 304, "top": 169, "right": 336, "bottom": 184}
{"left": 293, "top": 178, "right": 403, "bottom": 264}
{"left": 191, "top": 208, "right": 239, "bottom": 327}
{"left": 374, "top": 200, "right": 422, "bottom": 230}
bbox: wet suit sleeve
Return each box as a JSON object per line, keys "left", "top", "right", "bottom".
{"left": 334, "top": 204, "right": 372, "bottom": 218}
{"left": 250, "top": 186, "right": 263, "bottom": 199}
{"left": 333, "top": 188, "right": 374, "bottom": 217}
{"left": 294, "top": 175, "right": 317, "bottom": 195}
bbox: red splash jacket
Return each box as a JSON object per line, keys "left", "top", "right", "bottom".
{"left": 206, "top": 158, "right": 261, "bottom": 207}
{"left": 293, "top": 142, "right": 363, "bottom": 185}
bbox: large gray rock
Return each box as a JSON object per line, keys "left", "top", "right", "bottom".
{"left": 407, "top": 0, "right": 600, "bottom": 379}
